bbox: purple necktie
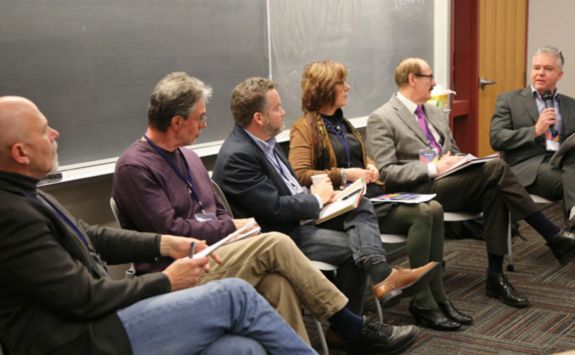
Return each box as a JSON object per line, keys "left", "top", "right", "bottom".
{"left": 415, "top": 105, "right": 442, "bottom": 153}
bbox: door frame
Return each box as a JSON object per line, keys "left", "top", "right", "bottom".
{"left": 450, "top": 0, "right": 479, "bottom": 156}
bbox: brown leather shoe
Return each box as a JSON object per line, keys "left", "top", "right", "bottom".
{"left": 373, "top": 261, "right": 439, "bottom": 306}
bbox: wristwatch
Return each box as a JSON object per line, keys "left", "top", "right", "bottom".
{"left": 340, "top": 168, "right": 347, "bottom": 184}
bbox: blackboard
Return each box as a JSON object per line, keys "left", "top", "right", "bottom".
{"left": 270, "top": 0, "right": 434, "bottom": 123}
{"left": 0, "top": 0, "right": 433, "bottom": 168}
{"left": 0, "top": 0, "right": 268, "bottom": 166}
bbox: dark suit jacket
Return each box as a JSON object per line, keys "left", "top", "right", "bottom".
{"left": 490, "top": 87, "right": 575, "bottom": 186}
{"left": 366, "top": 94, "right": 461, "bottom": 191}
{"left": 0, "top": 172, "right": 169, "bottom": 355}
{"left": 212, "top": 124, "right": 319, "bottom": 240}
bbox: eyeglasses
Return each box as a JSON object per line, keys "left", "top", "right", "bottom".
{"left": 188, "top": 115, "right": 207, "bottom": 125}
{"left": 415, "top": 73, "right": 434, "bottom": 79}
{"left": 196, "top": 116, "right": 208, "bottom": 125}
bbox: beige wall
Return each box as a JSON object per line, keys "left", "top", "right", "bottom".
{"left": 528, "top": 0, "right": 575, "bottom": 97}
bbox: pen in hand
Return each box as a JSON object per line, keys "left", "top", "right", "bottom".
{"left": 189, "top": 241, "right": 196, "bottom": 259}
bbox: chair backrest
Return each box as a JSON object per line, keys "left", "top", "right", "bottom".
{"left": 109, "top": 197, "right": 121, "bottom": 226}
{"left": 211, "top": 179, "right": 234, "bottom": 217}
{"left": 108, "top": 197, "right": 135, "bottom": 278}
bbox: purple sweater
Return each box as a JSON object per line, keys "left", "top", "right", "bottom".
{"left": 113, "top": 139, "right": 235, "bottom": 273}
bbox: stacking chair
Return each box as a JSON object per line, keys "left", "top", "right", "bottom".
{"left": 109, "top": 197, "right": 136, "bottom": 278}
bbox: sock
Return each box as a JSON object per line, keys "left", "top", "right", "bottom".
{"left": 487, "top": 254, "right": 504, "bottom": 274}
{"left": 328, "top": 307, "right": 363, "bottom": 340}
{"left": 524, "top": 211, "right": 561, "bottom": 242}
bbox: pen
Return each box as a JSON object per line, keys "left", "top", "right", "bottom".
{"left": 189, "top": 241, "right": 196, "bottom": 259}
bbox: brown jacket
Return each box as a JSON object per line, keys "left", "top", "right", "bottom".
{"left": 289, "top": 111, "right": 377, "bottom": 188}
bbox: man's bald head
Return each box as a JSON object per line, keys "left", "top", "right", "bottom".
{"left": 0, "top": 96, "right": 60, "bottom": 179}
{"left": 0, "top": 97, "right": 35, "bottom": 153}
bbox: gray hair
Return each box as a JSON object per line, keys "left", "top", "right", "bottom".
{"left": 147, "top": 72, "right": 212, "bottom": 132}
{"left": 534, "top": 46, "right": 564, "bottom": 69}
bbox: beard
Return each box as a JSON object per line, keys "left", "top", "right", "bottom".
{"left": 263, "top": 119, "right": 283, "bottom": 138}
{"left": 49, "top": 141, "right": 59, "bottom": 173}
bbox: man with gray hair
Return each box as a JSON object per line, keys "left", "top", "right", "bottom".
{"left": 491, "top": 45, "right": 575, "bottom": 227}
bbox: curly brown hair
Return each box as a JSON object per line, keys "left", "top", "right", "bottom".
{"left": 301, "top": 60, "right": 347, "bottom": 114}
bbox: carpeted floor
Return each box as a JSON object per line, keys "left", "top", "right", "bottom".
{"left": 307, "top": 203, "right": 575, "bottom": 354}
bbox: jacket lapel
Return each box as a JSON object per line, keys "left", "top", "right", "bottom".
{"left": 390, "top": 96, "right": 429, "bottom": 145}
{"left": 521, "top": 87, "right": 540, "bottom": 124}
{"left": 423, "top": 105, "right": 448, "bottom": 147}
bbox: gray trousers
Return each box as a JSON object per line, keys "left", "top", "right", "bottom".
{"left": 413, "top": 158, "right": 540, "bottom": 256}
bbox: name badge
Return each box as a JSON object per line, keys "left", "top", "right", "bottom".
{"left": 545, "top": 131, "right": 560, "bottom": 152}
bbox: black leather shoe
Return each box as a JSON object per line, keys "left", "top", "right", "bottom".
{"left": 438, "top": 300, "right": 473, "bottom": 325}
{"left": 548, "top": 229, "right": 575, "bottom": 265}
{"left": 347, "top": 317, "right": 419, "bottom": 354}
{"left": 485, "top": 272, "right": 530, "bottom": 308}
{"left": 409, "top": 302, "right": 461, "bottom": 331}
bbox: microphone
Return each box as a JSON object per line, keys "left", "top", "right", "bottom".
{"left": 543, "top": 90, "right": 556, "bottom": 132}
{"left": 543, "top": 90, "right": 554, "bottom": 109}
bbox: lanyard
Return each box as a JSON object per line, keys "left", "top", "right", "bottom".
{"left": 143, "top": 135, "right": 206, "bottom": 212}
{"left": 30, "top": 192, "right": 95, "bottom": 252}
{"left": 321, "top": 116, "right": 351, "bottom": 168}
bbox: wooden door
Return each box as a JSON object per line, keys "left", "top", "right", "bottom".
{"left": 477, "top": 0, "right": 528, "bottom": 156}
{"left": 451, "top": 0, "right": 527, "bottom": 156}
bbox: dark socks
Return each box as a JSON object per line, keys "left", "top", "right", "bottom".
{"left": 487, "top": 254, "right": 504, "bottom": 274}
{"left": 366, "top": 261, "right": 392, "bottom": 285}
{"left": 524, "top": 211, "right": 561, "bottom": 242}
{"left": 328, "top": 307, "right": 363, "bottom": 340}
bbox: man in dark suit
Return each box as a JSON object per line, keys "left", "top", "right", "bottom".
{"left": 366, "top": 57, "right": 575, "bottom": 309}
{"left": 213, "top": 77, "right": 437, "bottom": 353}
{"left": 490, "top": 46, "right": 575, "bottom": 226}
{"left": 0, "top": 96, "right": 315, "bottom": 355}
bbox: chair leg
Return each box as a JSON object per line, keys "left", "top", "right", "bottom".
{"left": 313, "top": 317, "right": 329, "bottom": 355}
{"left": 368, "top": 276, "right": 384, "bottom": 324}
{"left": 507, "top": 212, "right": 515, "bottom": 272}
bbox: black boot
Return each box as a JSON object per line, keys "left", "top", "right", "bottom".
{"left": 485, "top": 272, "right": 529, "bottom": 308}
{"left": 548, "top": 229, "right": 575, "bottom": 265}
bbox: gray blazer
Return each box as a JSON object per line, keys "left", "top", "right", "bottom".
{"left": 490, "top": 87, "right": 575, "bottom": 186}
{"left": 366, "top": 94, "right": 460, "bottom": 191}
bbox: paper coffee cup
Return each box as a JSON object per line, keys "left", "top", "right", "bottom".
{"left": 311, "top": 173, "right": 328, "bottom": 185}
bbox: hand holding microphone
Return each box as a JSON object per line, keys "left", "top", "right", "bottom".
{"left": 543, "top": 90, "right": 557, "bottom": 132}
{"left": 535, "top": 90, "right": 557, "bottom": 137}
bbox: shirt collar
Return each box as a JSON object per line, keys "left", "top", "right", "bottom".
{"left": 242, "top": 128, "right": 277, "bottom": 156}
{"left": 530, "top": 85, "right": 559, "bottom": 101}
{"left": 396, "top": 92, "right": 419, "bottom": 114}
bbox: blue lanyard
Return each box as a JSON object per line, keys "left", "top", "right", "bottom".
{"left": 322, "top": 116, "right": 351, "bottom": 167}
{"left": 33, "top": 193, "right": 95, "bottom": 252}
{"left": 143, "top": 135, "right": 206, "bottom": 212}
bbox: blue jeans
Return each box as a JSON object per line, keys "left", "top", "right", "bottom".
{"left": 298, "top": 197, "right": 387, "bottom": 314}
{"left": 117, "top": 278, "right": 315, "bottom": 355}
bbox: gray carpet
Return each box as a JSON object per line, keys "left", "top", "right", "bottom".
{"left": 307, "top": 203, "right": 575, "bottom": 354}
